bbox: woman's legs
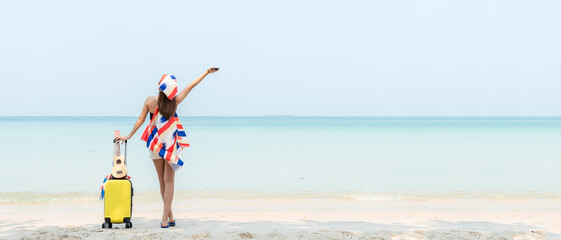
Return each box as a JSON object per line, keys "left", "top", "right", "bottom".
{"left": 153, "top": 158, "right": 175, "bottom": 226}
{"left": 162, "top": 160, "right": 175, "bottom": 225}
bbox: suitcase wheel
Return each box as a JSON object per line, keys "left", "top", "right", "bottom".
{"left": 125, "top": 222, "right": 133, "bottom": 228}
{"left": 102, "top": 222, "right": 112, "bottom": 229}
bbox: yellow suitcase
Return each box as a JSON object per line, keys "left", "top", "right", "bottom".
{"left": 102, "top": 139, "right": 133, "bottom": 229}
{"left": 103, "top": 178, "right": 133, "bottom": 228}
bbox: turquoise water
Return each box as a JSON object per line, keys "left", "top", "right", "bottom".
{"left": 1, "top": 117, "right": 560, "bottom": 199}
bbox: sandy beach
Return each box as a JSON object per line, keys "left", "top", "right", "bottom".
{"left": 1, "top": 197, "right": 559, "bottom": 239}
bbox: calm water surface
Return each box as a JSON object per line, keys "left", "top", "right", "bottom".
{"left": 1, "top": 116, "right": 560, "bottom": 199}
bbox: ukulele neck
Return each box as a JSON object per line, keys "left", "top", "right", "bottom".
{"left": 113, "top": 141, "right": 127, "bottom": 166}
{"left": 114, "top": 142, "right": 121, "bottom": 156}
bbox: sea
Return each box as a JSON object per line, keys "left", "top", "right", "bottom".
{"left": 1, "top": 116, "right": 560, "bottom": 202}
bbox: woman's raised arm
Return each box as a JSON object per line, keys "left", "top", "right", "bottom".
{"left": 175, "top": 67, "right": 219, "bottom": 105}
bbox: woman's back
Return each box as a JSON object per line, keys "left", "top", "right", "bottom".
{"left": 146, "top": 96, "right": 158, "bottom": 114}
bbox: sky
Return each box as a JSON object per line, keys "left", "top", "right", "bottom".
{"left": 1, "top": 0, "right": 561, "bottom": 116}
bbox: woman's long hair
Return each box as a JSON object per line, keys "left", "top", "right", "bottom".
{"left": 158, "top": 91, "right": 177, "bottom": 120}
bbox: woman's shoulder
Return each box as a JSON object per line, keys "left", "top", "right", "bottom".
{"left": 145, "top": 96, "right": 157, "bottom": 105}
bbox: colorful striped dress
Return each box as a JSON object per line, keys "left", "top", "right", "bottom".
{"left": 140, "top": 108, "right": 190, "bottom": 171}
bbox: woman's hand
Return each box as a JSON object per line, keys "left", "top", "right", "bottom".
{"left": 176, "top": 67, "right": 219, "bottom": 105}
{"left": 206, "top": 66, "right": 219, "bottom": 74}
{"left": 115, "top": 135, "right": 131, "bottom": 143}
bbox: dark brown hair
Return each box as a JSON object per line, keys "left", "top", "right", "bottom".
{"left": 158, "top": 91, "right": 177, "bottom": 120}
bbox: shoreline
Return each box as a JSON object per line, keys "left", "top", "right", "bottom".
{"left": 2, "top": 190, "right": 560, "bottom": 203}
{"left": 1, "top": 198, "right": 559, "bottom": 239}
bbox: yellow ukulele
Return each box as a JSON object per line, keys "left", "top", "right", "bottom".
{"left": 112, "top": 130, "right": 128, "bottom": 179}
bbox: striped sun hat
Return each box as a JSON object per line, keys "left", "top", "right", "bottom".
{"left": 159, "top": 74, "right": 178, "bottom": 100}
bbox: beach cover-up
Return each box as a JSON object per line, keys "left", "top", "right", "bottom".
{"left": 140, "top": 108, "right": 189, "bottom": 171}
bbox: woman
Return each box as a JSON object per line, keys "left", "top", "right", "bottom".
{"left": 116, "top": 67, "right": 219, "bottom": 228}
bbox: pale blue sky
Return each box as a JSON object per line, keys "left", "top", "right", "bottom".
{"left": 1, "top": 0, "right": 560, "bottom": 116}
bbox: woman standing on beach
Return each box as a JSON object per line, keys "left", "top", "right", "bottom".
{"left": 116, "top": 67, "right": 219, "bottom": 228}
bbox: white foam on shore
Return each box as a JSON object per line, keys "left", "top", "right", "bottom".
{"left": 1, "top": 190, "right": 560, "bottom": 203}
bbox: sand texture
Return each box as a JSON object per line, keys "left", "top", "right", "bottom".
{"left": 1, "top": 199, "right": 559, "bottom": 239}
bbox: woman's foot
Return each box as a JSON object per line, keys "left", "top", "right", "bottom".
{"left": 168, "top": 211, "right": 175, "bottom": 226}
{"left": 161, "top": 220, "right": 169, "bottom": 228}
{"left": 168, "top": 211, "right": 175, "bottom": 224}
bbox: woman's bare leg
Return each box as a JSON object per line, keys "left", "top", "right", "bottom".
{"left": 153, "top": 158, "right": 174, "bottom": 226}
{"left": 153, "top": 158, "right": 165, "bottom": 198}
{"left": 162, "top": 160, "right": 175, "bottom": 226}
